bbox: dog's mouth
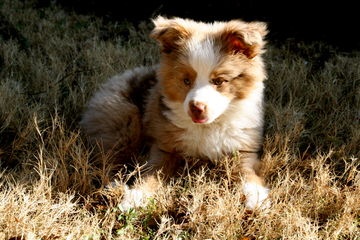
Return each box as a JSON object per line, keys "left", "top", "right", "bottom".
{"left": 187, "top": 105, "right": 209, "bottom": 123}
{"left": 190, "top": 115, "right": 209, "bottom": 124}
{"left": 187, "top": 101, "right": 209, "bottom": 124}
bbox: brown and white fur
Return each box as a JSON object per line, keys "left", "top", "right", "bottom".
{"left": 80, "top": 16, "right": 270, "bottom": 210}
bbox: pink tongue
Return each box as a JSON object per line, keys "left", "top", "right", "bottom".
{"left": 192, "top": 117, "right": 208, "bottom": 123}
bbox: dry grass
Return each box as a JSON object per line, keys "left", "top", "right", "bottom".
{"left": 0, "top": 0, "right": 359, "bottom": 239}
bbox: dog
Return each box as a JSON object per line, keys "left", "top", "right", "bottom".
{"left": 80, "top": 16, "right": 270, "bottom": 210}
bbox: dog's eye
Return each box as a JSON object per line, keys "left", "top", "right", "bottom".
{"left": 212, "top": 78, "right": 227, "bottom": 86}
{"left": 183, "top": 78, "right": 191, "bottom": 86}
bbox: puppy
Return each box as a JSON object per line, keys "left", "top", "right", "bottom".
{"left": 80, "top": 16, "right": 270, "bottom": 210}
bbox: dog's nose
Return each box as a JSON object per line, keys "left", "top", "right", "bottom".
{"left": 189, "top": 101, "right": 206, "bottom": 115}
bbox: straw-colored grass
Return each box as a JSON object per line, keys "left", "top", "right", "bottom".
{"left": 0, "top": 1, "right": 359, "bottom": 239}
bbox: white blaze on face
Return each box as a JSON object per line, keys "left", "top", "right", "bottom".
{"left": 184, "top": 38, "right": 231, "bottom": 123}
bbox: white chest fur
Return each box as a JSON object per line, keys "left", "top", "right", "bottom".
{"left": 179, "top": 120, "right": 261, "bottom": 159}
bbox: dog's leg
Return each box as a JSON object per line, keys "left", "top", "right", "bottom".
{"left": 239, "top": 152, "right": 270, "bottom": 210}
{"left": 119, "top": 145, "right": 180, "bottom": 211}
{"left": 119, "top": 174, "right": 159, "bottom": 211}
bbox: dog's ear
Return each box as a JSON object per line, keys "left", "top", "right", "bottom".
{"left": 221, "top": 21, "right": 268, "bottom": 59}
{"left": 150, "top": 16, "right": 191, "bottom": 54}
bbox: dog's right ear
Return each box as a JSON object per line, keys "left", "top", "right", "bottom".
{"left": 221, "top": 20, "right": 268, "bottom": 59}
{"left": 150, "top": 16, "right": 190, "bottom": 54}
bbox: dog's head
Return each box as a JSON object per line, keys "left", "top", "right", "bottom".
{"left": 151, "top": 16, "right": 267, "bottom": 124}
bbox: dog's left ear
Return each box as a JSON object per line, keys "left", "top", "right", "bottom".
{"left": 221, "top": 21, "right": 268, "bottom": 59}
{"left": 150, "top": 16, "right": 191, "bottom": 54}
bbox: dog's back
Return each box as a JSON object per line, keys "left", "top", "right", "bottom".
{"left": 80, "top": 66, "right": 157, "bottom": 162}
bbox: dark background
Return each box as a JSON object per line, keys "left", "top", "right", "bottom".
{"left": 38, "top": 0, "right": 359, "bottom": 51}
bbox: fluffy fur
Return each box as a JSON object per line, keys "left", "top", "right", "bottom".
{"left": 80, "top": 16, "right": 270, "bottom": 210}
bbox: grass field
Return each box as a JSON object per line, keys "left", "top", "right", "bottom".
{"left": 0, "top": 0, "right": 359, "bottom": 239}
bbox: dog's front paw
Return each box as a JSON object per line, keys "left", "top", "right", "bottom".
{"left": 243, "top": 182, "right": 271, "bottom": 210}
{"left": 119, "top": 185, "right": 152, "bottom": 211}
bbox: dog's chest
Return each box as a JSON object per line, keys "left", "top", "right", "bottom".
{"left": 176, "top": 122, "right": 254, "bottom": 159}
